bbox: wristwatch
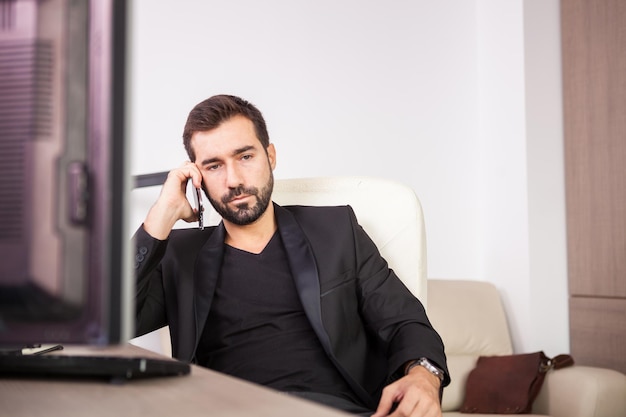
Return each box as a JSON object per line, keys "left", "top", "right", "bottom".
{"left": 405, "top": 357, "right": 445, "bottom": 382}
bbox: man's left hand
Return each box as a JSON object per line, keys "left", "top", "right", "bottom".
{"left": 371, "top": 365, "right": 442, "bottom": 417}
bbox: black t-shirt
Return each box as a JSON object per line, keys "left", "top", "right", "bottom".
{"left": 196, "top": 232, "right": 361, "bottom": 405}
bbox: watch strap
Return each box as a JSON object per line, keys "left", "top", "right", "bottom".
{"left": 405, "top": 357, "right": 445, "bottom": 382}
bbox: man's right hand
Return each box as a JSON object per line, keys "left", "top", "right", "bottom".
{"left": 143, "top": 161, "right": 204, "bottom": 240}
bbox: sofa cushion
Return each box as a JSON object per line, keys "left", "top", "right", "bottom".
{"left": 428, "top": 280, "right": 515, "bottom": 412}
{"left": 533, "top": 365, "right": 626, "bottom": 416}
{"left": 427, "top": 280, "right": 513, "bottom": 357}
{"left": 441, "top": 355, "right": 478, "bottom": 412}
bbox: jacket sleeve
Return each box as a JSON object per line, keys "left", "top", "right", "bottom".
{"left": 133, "top": 225, "right": 169, "bottom": 337}
{"left": 349, "top": 207, "right": 450, "bottom": 387}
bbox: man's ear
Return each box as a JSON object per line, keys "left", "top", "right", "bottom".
{"left": 266, "top": 143, "right": 277, "bottom": 170}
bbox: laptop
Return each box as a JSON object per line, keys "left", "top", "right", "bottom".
{"left": 0, "top": 349, "right": 190, "bottom": 382}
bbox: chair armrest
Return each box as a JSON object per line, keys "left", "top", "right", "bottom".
{"left": 533, "top": 365, "right": 626, "bottom": 417}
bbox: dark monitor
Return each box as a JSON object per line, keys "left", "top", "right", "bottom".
{"left": 0, "top": 0, "right": 132, "bottom": 348}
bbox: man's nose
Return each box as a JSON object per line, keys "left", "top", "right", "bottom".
{"left": 225, "top": 163, "right": 243, "bottom": 188}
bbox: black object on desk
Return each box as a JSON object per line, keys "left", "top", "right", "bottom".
{"left": 0, "top": 353, "right": 190, "bottom": 382}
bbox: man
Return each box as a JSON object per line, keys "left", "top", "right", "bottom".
{"left": 134, "top": 95, "right": 449, "bottom": 417}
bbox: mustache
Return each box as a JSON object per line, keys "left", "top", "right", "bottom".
{"left": 221, "top": 185, "right": 258, "bottom": 204}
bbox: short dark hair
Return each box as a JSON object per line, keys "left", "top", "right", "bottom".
{"left": 182, "top": 95, "right": 270, "bottom": 161}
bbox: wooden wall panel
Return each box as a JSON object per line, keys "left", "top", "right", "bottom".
{"left": 562, "top": 0, "right": 626, "bottom": 298}
{"left": 562, "top": 0, "right": 626, "bottom": 373}
{"left": 569, "top": 297, "right": 626, "bottom": 373}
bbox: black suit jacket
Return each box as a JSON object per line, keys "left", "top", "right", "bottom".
{"left": 134, "top": 203, "right": 448, "bottom": 408}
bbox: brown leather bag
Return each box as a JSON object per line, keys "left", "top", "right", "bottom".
{"left": 460, "top": 351, "right": 574, "bottom": 414}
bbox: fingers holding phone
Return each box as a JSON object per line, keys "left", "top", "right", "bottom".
{"left": 143, "top": 162, "right": 204, "bottom": 239}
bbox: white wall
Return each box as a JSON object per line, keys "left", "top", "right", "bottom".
{"left": 523, "top": 0, "right": 568, "bottom": 355}
{"left": 127, "top": 0, "right": 568, "bottom": 356}
{"left": 474, "top": 0, "right": 568, "bottom": 354}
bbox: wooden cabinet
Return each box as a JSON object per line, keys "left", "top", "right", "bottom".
{"left": 561, "top": 0, "right": 626, "bottom": 374}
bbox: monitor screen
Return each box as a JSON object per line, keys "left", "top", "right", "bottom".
{"left": 0, "top": 0, "right": 132, "bottom": 348}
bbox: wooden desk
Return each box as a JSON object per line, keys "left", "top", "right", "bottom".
{"left": 0, "top": 344, "right": 351, "bottom": 417}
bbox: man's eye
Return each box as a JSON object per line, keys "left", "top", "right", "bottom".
{"left": 241, "top": 154, "right": 252, "bottom": 161}
{"left": 207, "top": 164, "right": 220, "bottom": 171}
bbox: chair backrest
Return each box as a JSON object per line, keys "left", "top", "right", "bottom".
{"left": 270, "top": 176, "right": 427, "bottom": 304}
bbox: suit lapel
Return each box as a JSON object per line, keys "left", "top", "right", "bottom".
{"left": 274, "top": 205, "right": 332, "bottom": 352}
{"left": 189, "top": 222, "right": 226, "bottom": 361}
{"left": 275, "top": 205, "right": 375, "bottom": 408}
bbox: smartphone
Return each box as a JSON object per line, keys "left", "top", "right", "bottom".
{"left": 192, "top": 186, "right": 204, "bottom": 230}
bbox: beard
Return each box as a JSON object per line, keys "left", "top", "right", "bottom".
{"left": 206, "top": 171, "right": 274, "bottom": 226}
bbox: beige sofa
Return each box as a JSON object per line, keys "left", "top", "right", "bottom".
{"left": 427, "top": 279, "right": 626, "bottom": 417}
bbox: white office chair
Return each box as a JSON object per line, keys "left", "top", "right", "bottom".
{"left": 271, "top": 176, "right": 427, "bottom": 301}
{"left": 131, "top": 176, "right": 428, "bottom": 356}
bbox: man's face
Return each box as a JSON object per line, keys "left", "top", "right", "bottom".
{"left": 191, "top": 115, "right": 276, "bottom": 226}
